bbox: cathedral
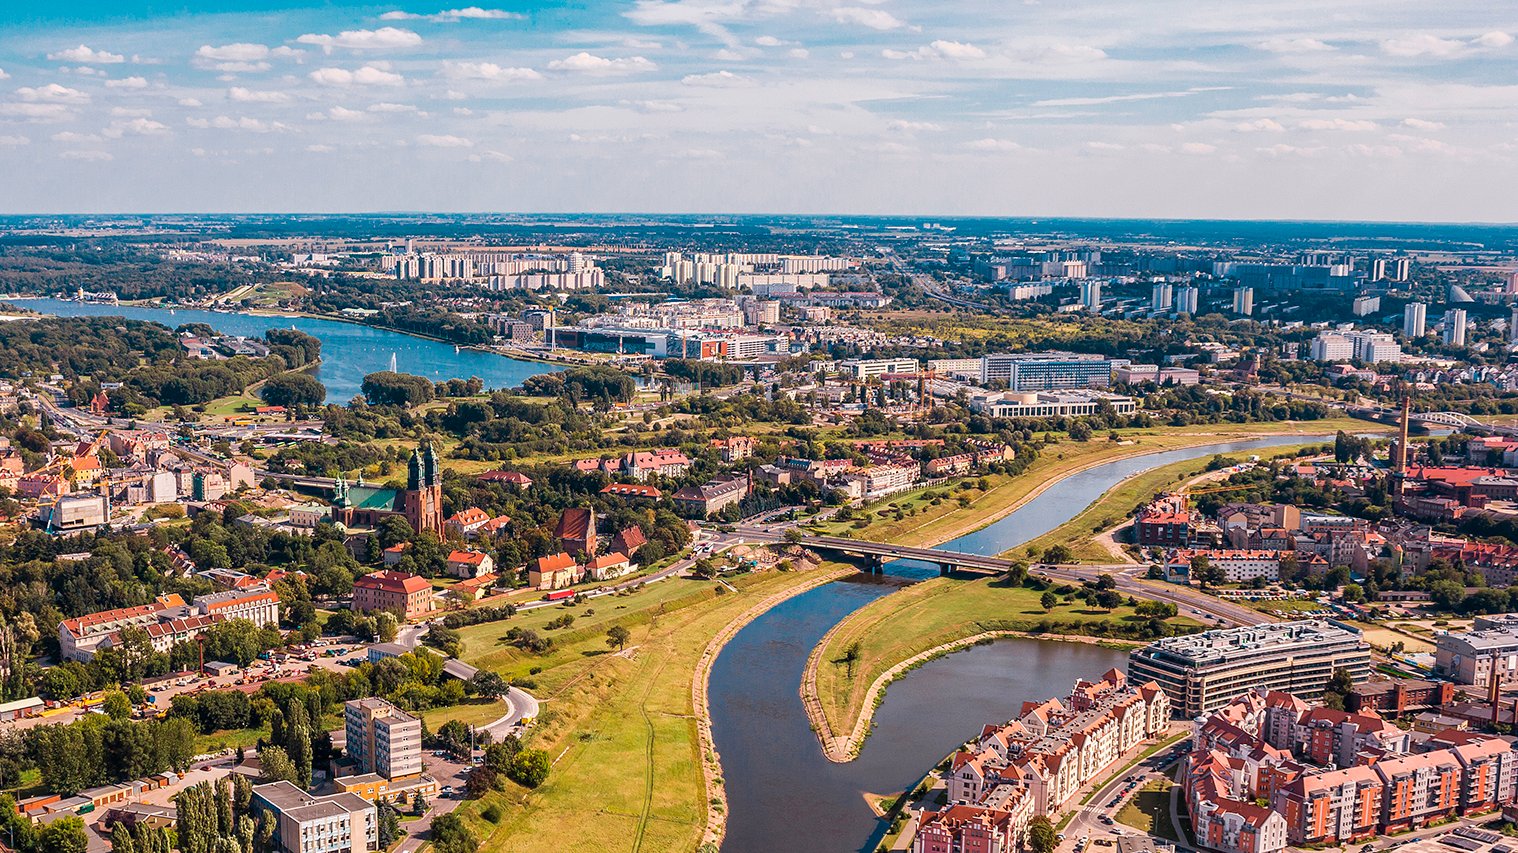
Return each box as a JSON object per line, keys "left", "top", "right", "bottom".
{"left": 330, "top": 444, "right": 444, "bottom": 536}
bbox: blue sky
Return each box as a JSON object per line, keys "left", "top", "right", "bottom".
{"left": 1, "top": 1, "right": 1516, "bottom": 219}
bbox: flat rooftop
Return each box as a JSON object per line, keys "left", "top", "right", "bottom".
{"left": 1134, "top": 619, "right": 1363, "bottom": 667}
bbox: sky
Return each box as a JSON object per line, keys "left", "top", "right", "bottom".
{"left": 1, "top": 0, "right": 1517, "bottom": 220}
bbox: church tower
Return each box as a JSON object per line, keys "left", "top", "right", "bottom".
{"left": 403, "top": 445, "right": 444, "bottom": 535}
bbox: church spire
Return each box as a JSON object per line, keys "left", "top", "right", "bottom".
{"left": 407, "top": 448, "right": 423, "bottom": 491}
{"left": 424, "top": 443, "right": 440, "bottom": 486}
{"left": 333, "top": 474, "right": 349, "bottom": 508}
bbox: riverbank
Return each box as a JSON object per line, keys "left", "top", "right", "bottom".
{"left": 812, "top": 418, "right": 1377, "bottom": 548}
{"left": 1014, "top": 441, "right": 1329, "bottom": 564}
{"left": 448, "top": 566, "right": 846, "bottom": 853}
{"left": 801, "top": 427, "right": 1381, "bottom": 765}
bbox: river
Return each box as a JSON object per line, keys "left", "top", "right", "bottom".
{"left": 709, "top": 435, "right": 1334, "bottom": 853}
{"left": 11, "top": 297, "right": 554, "bottom": 403}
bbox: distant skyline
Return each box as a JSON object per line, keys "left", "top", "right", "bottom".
{"left": 2, "top": 1, "right": 1517, "bottom": 220}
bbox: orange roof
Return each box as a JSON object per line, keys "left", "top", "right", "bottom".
{"left": 534, "top": 552, "right": 576, "bottom": 573}
{"left": 588, "top": 552, "right": 630, "bottom": 570}
{"left": 446, "top": 508, "right": 490, "bottom": 527}
{"left": 355, "top": 570, "right": 431, "bottom": 595}
{"left": 447, "top": 550, "right": 489, "bottom": 565}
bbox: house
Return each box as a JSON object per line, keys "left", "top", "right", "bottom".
{"left": 476, "top": 470, "right": 533, "bottom": 488}
{"left": 444, "top": 508, "right": 490, "bottom": 538}
{"left": 477, "top": 515, "right": 511, "bottom": 538}
{"left": 587, "top": 552, "right": 633, "bottom": 581}
{"left": 600, "top": 483, "right": 663, "bottom": 500}
{"left": 450, "top": 573, "right": 497, "bottom": 601}
{"left": 710, "top": 436, "right": 756, "bottom": 463}
{"left": 610, "top": 526, "right": 647, "bottom": 557}
{"left": 382, "top": 542, "right": 411, "bottom": 566}
{"left": 352, "top": 570, "right": 433, "bottom": 620}
{"left": 446, "top": 549, "right": 494, "bottom": 579}
{"left": 623, "top": 449, "right": 691, "bottom": 481}
{"left": 554, "top": 507, "right": 597, "bottom": 556}
{"left": 673, "top": 476, "right": 748, "bottom": 518}
{"left": 529, "top": 552, "right": 581, "bottom": 590}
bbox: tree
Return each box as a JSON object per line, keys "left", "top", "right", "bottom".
{"left": 376, "top": 800, "right": 402, "bottom": 849}
{"left": 1041, "top": 544, "right": 1073, "bottom": 565}
{"left": 39, "top": 816, "right": 88, "bottom": 853}
{"left": 102, "top": 690, "right": 132, "bottom": 720}
{"left": 1094, "top": 589, "right": 1124, "bottom": 612}
{"left": 429, "top": 813, "right": 477, "bottom": 853}
{"left": 1342, "top": 583, "right": 1365, "bottom": 604}
{"left": 361, "top": 371, "right": 435, "bottom": 407}
{"left": 1027, "top": 816, "right": 1057, "bottom": 853}
{"left": 257, "top": 746, "right": 299, "bottom": 786}
{"left": 258, "top": 373, "right": 326, "bottom": 408}
{"left": 506, "top": 749, "right": 551, "bottom": 788}
{"left": 1190, "top": 554, "right": 1222, "bottom": 590}
{"left": 1322, "top": 667, "right": 1356, "bottom": 711}
{"left": 838, "top": 640, "right": 863, "bottom": 678}
{"left": 1040, "top": 591, "right": 1058, "bottom": 612}
{"left": 1005, "top": 561, "right": 1029, "bottom": 586}
{"left": 606, "top": 625, "right": 631, "bottom": 652}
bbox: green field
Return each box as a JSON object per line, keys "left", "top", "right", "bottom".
{"left": 450, "top": 567, "right": 843, "bottom": 853}
{"left": 810, "top": 576, "right": 1202, "bottom": 752}
{"left": 1116, "top": 779, "right": 1182, "bottom": 842}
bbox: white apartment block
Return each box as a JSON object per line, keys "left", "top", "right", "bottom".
{"left": 253, "top": 781, "right": 377, "bottom": 853}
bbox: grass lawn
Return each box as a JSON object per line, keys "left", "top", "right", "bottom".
{"left": 1015, "top": 443, "right": 1322, "bottom": 564}
{"left": 449, "top": 567, "right": 839, "bottom": 853}
{"left": 1116, "top": 779, "right": 1181, "bottom": 842}
{"left": 811, "top": 420, "right": 1366, "bottom": 549}
{"left": 811, "top": 576, "right": 1203, "bottom": 746}
{"left": 419, "top": 696, "right": 508, "bottom": 731}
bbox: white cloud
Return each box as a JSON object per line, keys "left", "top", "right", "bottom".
{"left": 178, "top": 98, "right": 203, "bottom": 107}
{"left": 0, "top": 134, "right": 27, "bottom": 145}
{"left": 1402, "top": 118, "right": 1446, "bottom": 131}
{"left": 681, "top": 70, "right": 751, "bottom": 87}
{"left": 417, "top": 133, "right": 473, "bottom": 147}
{"left": 965, "top": 138, "right": 1021, "bottom": 151}
{"left": 47, "top": 45, "right": 125, "bottom": 64}
{"left": 1474, "top": 31, "right": 1514, "bottom": 49}
{"left": 228, "top": 87, "right": 289, "bottom": 103}
{"left": 884, "top": 40, "right": 985, "bottom": 61}
{"left": 1032, "top": 44, "right": 1106, "bottom": 63}
{"left": 309, "top": 66, "right": 405, "bottom": 86}
{"left": 105, "top": 76, "right": 149, "bottom": 89}
{"left": 381, "top": 7, "right": 523, "bottom": 22}
{"left": 196, "top": 43, "right": 270, "bottom": 62}
{"left": 754, "top": 36, "right": 784, "bottom": 48}
{"left": 1298, "top": 117, "right": 1377, "bottom": 131}
{"left": 468, "top": 149, "right": 512, "bottom": 163}
{"left": 59, "top": 150, "right": 113, "bottom": 161}
{"left": 0, "top": 103, "right": 73, "bottom": 120}
{"left": 547, "top": 53, "right": 657, "bottom": 74}
{"left": 297, "top": 28, "right": 422, "bottom": 53}
{"left": 442, "top": 62, "right": 542, "bottom": 82}
{"left": 0, "top": 69, "right": 9, "bottom": 81}
{"left": 886, "top": 119, "right": 942, "bottom": 132}
{"left": 16, "top": 84, "right": 90, "bottom": 104}
{"left": 1381, "top": 34, "right": 1465, "bottom": 58}
{"left": 1085, "top": 141, "right": 1124, "bottom": 152}
{"left": 110, "top": 107, "right": 152, "bottom": 117}
{"left": 831, "top": 7, "right": 906, "bottom": 31}
{"left": 368, "top": 102, "right": 416, "bottom": 113}
{"left": 1257, "top": 37, "right": 1333, "bottom": 54}
{"left": 186, "top": 115, "right": 287, "bottom": 132}
{"left": 1033, "top": 88, "right": 1218, "bottom": 107}
{"left": 1179, "top": 141, "right": 1216, "bottom": 154}
{"left": 1233, "top": 118, "right": 1284, "bottom": 132}
{"left": 52, "top": 131, "right": 102, "bottom": 143}
{"left": 306, "top": 144, "right": 335, "bottom": 153}
{"left": 326, "top": 106, "right": 367, "bottom": 121}
{"left": 621, "top": 99, "right": 682, "bottom": 113}
{"left": 788, "top": 48, "right": 809, "bottom": 59}
{"left": 104, "top": 117, "right": 169, "bottom": 137}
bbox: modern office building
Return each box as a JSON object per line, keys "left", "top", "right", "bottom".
{"left": 1433, "top": 614, "right": 1518, "bottom": 687}
{"left": 344, "top": 698, "right": 424, "bottom": 781}
{"left": 1127, "top": 620, "right": 1372, "bottom": 718}
{"left": 980, "top": 353, "right": 1118, "bottom": 391}
{"left": 252, "top": 781, "right": 376, "bottom": 853}
{"left": 1443, "top": 308, "right": 1468, "bottom": 346}
{"left": 1403, "top": 302, "right": 1427, "bottom": 338}
{"left": 837, "top": 357, "right": 920, "bottom": 379}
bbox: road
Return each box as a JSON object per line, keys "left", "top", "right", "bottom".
{"left": 1058, "top": 734, "right": 1188, "bottom": 853}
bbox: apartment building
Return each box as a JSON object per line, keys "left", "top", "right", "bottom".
{"left": 1434, "top": 614, "right": 1518, "bottom": 687}
{"left": 1164, "top": 549, "right": 1284, "bottom": 584}
{"left": 58, "top": 585, "right": 281, "bottom": 661}
{"left": 837, "top": 358, "right": 920, "bottom": 379}
{"left": 351, "top": 571, "right": 432, "bottom": 621}
{"left": 344, "top": 698, "right": 424, "bottom": 781}
{"left": 1128, "top": 620, "right": 1372, "bottom": 718}
{"left": 252, "top": 780, "right": 376, "bottom": 853}
{"left": 980, "top": 353, "right": 1117, "bottom": 390}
